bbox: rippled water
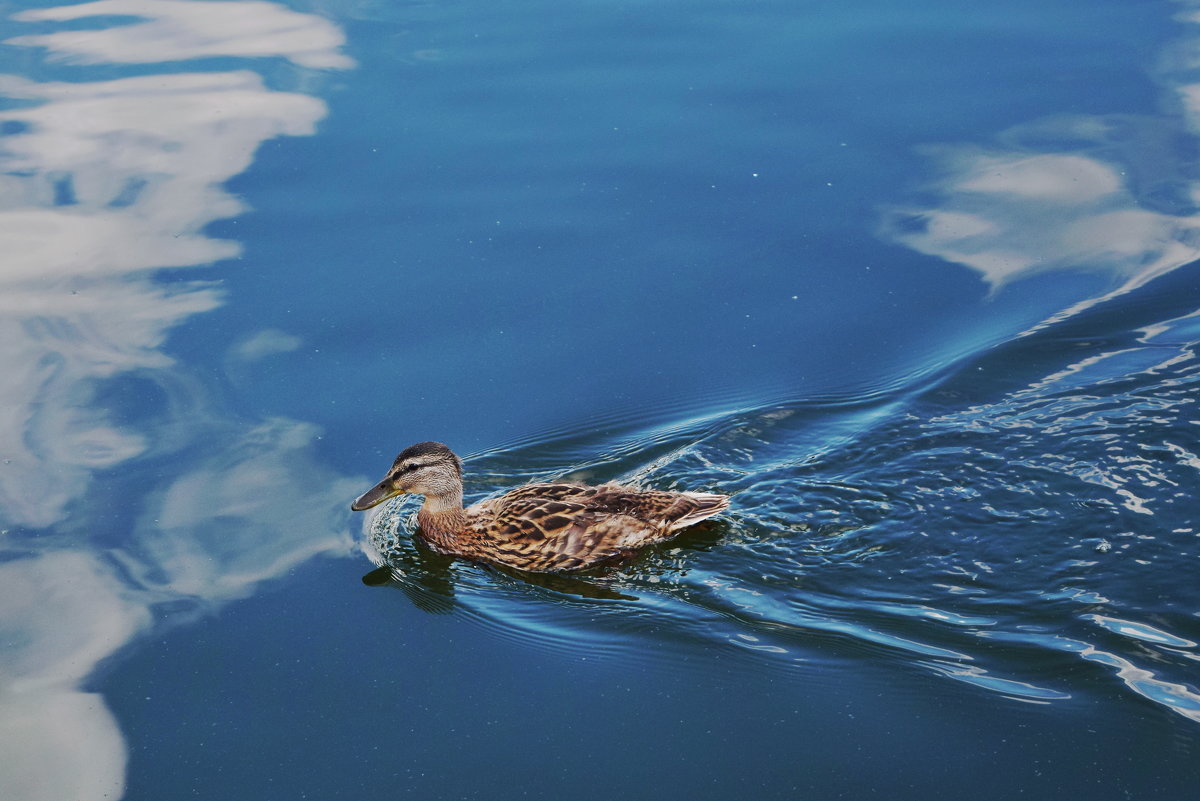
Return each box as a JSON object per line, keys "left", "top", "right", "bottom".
{"left": 367, "top": 270, "right": 1200, "bottom": 722}
{"left": 3, "top": 0, "right": 1200, "bottom": 799}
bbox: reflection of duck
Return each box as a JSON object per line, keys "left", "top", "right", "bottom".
{"left": 351, "top": 442, "right": 730, "bottom": 572}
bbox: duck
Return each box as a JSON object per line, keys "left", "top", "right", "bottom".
{"left": 350, "top": 441, "right": 730, "bottom": 572}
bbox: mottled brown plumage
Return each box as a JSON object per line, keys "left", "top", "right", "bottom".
{"left": 351, "top": 442, "right": 730, "bottom": 572}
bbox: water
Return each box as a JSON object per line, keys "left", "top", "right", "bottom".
{"left": 2, "top": 0, "right": 1199, "bottom": 799}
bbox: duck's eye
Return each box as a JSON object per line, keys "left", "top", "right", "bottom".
{"left": 402, "top": 462, "right": 420, "bottom": 473}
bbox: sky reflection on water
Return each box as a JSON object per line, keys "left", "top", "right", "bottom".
{"left": 883, "top": 0, "right": 1200, "bottom": 327}
{"left": 0, "top": 3, "right": 357, "bottom": 798}
{"left": 1, "top": 1, "right": 1199, "bottom": 799}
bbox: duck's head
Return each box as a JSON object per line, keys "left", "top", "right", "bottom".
{"left": 350, "top": 441, "right": 464, "bottom": 511}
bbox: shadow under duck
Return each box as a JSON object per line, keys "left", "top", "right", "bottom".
{"left": 351, "top": 442, "right": 730, "bottom": 572}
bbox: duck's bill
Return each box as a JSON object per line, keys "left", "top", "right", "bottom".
{"left": 351, "top": 479, "right": 399, "bottom": 511}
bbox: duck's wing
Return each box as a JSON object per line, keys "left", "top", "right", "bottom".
{"left": 557, "top": 484, "right": 731, "bottom": 531}
{"left": 471, "top": 483, "right": 729, "bottom": 572}
{"left": 484, "top": 482, "right": 593, "bottom": 504}
{"left": 473, "top": 488, "right": 653, "bottom": 571}
{"left": 492, "top": 483, "right": 727, "bottom": 522}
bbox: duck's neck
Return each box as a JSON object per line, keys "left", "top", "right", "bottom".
{"left": 417, "top": 490, "right": 467, "bottom": 543}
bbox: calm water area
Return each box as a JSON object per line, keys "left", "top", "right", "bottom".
{"left": 2, "top": 0, "right": 1200, "bottom": 799}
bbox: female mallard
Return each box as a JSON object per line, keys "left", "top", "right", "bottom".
{"left": 351, "top": 441, "right": 729, "bottom": 572}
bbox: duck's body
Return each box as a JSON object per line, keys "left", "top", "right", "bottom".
{"left": 351, "top": 442, "right": 729, "bottom": 572}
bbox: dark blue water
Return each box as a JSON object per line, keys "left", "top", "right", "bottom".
{"left": 2, "top": 0, "right": 1199, "bottom": 799}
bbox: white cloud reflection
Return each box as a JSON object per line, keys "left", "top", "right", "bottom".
{"left": 884, "top": 138, "right": 1200, "bottom": 292}
{"left": 0, "top": 553, "right": 146, "bottom": 801}
{"left": 883, "top": 2, "right": 1200, "bottom": 311}
{"left": 8, "top": 0, "right": 355, "bottom": 69}
{"left": 0, "top": 3, "right": 354, "bottom": 800}
{"left": 230, "top": 327, "right": 303, "bottom": 362}
{"left": 0, "top": 66, "right": 328, "bottom": 524}
{"left": 125, "top": 417, "right": 360, "bottom": 601}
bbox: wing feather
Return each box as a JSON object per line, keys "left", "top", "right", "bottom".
{"left": 464, "top": 482, "right": 729, "bottom": 571}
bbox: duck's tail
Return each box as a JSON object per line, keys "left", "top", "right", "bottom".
{"left": 668, "top": 492, "right": 731, "bottom": 530}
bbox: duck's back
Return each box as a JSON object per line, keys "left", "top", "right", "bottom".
{"left": 462, "top": 482, "right": 729, "bottom": 571}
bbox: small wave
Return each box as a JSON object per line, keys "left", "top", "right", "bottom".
{"left": 363, "top": 269, "right": 1200, "bottom": 723}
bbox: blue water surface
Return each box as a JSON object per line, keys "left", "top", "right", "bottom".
{"left": 1, "top": 0, "right": 1199, "bottom": 799}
